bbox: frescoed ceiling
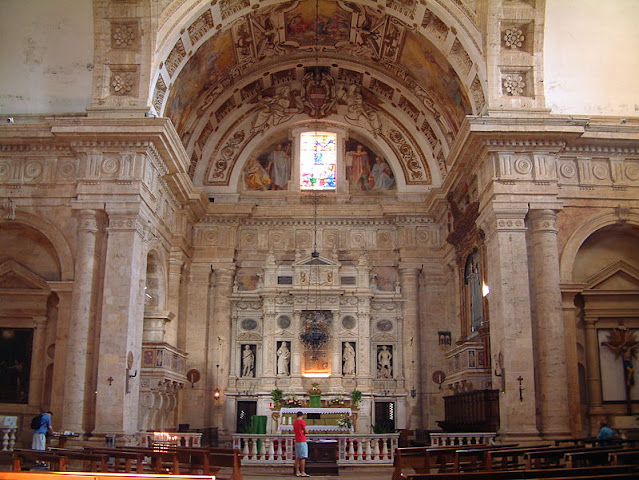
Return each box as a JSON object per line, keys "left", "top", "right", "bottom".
{"left": 152, "top": 0, "right": 486, "bottom": 195}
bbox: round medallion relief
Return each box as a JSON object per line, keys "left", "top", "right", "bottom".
{"left": 342, "top": 315, "right": 356, "bottom": 329}
{"left": 277, "top": 315, "right": 291, "bottom": 329}
{"left": 241, "top": 318, "right": 258, "bottom": 331}
{"left": 376, "top": 319, "right": 393, "bottom": 332}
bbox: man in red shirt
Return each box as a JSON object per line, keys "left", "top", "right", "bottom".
{"left": 293, "top": 411, "right": 309, "bottom": 477}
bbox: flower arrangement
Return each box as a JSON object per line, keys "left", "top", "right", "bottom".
{"left": 338, "top": 416, "right": 353, "bottom": 430}
{"left": 284, "top": 396, "right": 303, "bottom": 408}
{"left": 329, "top": 395, "right": 345, "bottom": 406}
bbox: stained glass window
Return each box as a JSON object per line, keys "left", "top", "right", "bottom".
{"left": 300, "top": 132, "right": 336, "bottom": 190}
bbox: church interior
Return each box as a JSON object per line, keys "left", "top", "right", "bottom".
{"left": 0, "top": 0, "right": 638, "bottom": 449}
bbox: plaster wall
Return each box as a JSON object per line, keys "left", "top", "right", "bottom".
{"left": 0, "top": 0, "right": 94, "bottom": 115}
{"left": 544, "top": 0, "right": 639, "bottom": 116}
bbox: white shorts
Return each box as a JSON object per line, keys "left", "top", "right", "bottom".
{"left": 32, "top": 432, "right": 46, "bottom": 450}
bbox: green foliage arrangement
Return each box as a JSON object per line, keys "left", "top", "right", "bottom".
{"left": 350, "top": 389, "right": 362, "bottom": 408}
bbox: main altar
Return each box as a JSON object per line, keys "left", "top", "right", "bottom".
{"left": 277, "top": 407, "right": 353, "bottom": 433}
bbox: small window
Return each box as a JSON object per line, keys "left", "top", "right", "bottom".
{"left": 300, "top": 131, "right": 336, "bottom": 190}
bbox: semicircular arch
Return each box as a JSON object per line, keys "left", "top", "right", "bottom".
{"left": 560, "top": 212, "right": 639, "bottom": 284}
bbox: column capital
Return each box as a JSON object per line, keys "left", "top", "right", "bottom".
{"left": 478, "top": 203, "right": 528, "bottom": 239}
{"left": 529, "top": 209, "right": 559, "bottom": 233}
{"left": 76, "top": 209, "right": 104, "bottom": 233}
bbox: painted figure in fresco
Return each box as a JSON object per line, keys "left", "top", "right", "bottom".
{"left": 277, "top": 341, "right": 290, "bottom": 376}
{"left": 341, "top": 84, "right": 382, "bottom": 136}
{"left": 343, "top": 342, "right": 356, "bottom": 376}
{"left": 377, "top": 345, "right": 392, "bottom": 378}
{"left": 371, "top": 156, "right": 395, "bottom": 190}
{"left": 242, "top": 345, "right": 255, "bottom": 377}
{"left": 267, "top": 143, "right": 291, "bottom": 190}
{"left": 345, "top": 144, "right": 370, "bottom": 186}
{"left": 251, "top": 86, "right": 302, "bottom": 135}
{"left": 245, "top": 158, "right": 272, "bottom": 191}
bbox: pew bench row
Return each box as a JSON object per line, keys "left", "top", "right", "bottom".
{"left": 5, "top": 446, "right": 242, "bottom": 479}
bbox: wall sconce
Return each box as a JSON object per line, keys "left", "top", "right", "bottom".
{"left": 213, "top": 388, "right": 221, "bottom": 401}
{"left": 410, "top": 388, "right": 416, "bottom": 398}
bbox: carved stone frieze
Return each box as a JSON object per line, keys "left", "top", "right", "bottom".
{"left": 450, "top": 39, "right": 473, "bottom": 77}
{"left": 237, "top": 332, "right": 262, "bottom": 341}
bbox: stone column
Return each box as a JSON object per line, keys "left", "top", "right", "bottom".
{"left": 208, "top": 265, "right": 235, "bottom": 434}
{"left": 165, "top": 252, "right": 185, "bottom": 348}
{"left": 478, "top": 203, "right": 540, "bottom": 443}
{"left": 62, "top": 209, "right": 102, "bottom": 434}
{"left": 529, "top": 209, "right": 571, "bottom": 438}
{"left": 584, "top": 317, "right": 603, "bottom": 412}
{"left": 93, "top": 211, "right": 147, "bottom": 437}
{"left": 30, "top": 317, "right": 49, "bottom": 408}
{"left": 399, "top": 265, "right": 420, "bottom": 430}
{"left": 179, "top": 263, "right": 212, "bottom": 429}
{"left": 562, "top": 290, "right": 582, "bottom": 436}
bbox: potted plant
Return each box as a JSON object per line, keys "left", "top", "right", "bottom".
{"left": 350, "top": 389, "right": 362, "bottom": 409}
{"left": 270, "top": 388, "right": 284, "bottom": 407}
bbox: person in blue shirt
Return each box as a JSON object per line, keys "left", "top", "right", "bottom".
{"left": 596, "top": 420, "right": 615, "bottom": 446}
{"left": 32, "top": 411, "right": 53, "bottom": 451}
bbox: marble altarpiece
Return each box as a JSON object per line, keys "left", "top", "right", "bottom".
{"left": 227, "top": 250, "right": 406, "bottom": 432}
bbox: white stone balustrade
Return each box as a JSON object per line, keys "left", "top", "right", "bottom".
{"left": 231, "top": 433, "right": 399, "bottom": 465}
{"left": 0, "top": 416, "right": 18, "bottom": 451}
{"left": 429, "top": 432, "right": 496, "bottom": 446}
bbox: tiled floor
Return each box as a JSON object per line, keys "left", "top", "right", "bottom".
{"left": 241, "top": 465, "right": 394, "bottom": 480}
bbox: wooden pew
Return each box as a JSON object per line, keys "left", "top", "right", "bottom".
{"left": 563, "top": 446, "right": 628, "bottom": 468}
{"left": 112, "top": 445, "right": 242, "bottom": 479}
{"left": 83, "top": 447, "right": 146, "bottom": 473}
{"left": 609, "top": 449, "right": 639, "bottom": 465}
{"left": 393, "top": 445, "right": 463, "bottom": 480}
{"left": 15, "top": 448, "right": 110, "bottom": 473}
{"left": 522, "top": 445, "right": 597, "bottom": 469}
{"left": 208, "top": 446, "right": 243, "bottom": 480}
{"left": 11, "top": 449, "right": 67, "bottom": 472}
{"left": 0, "top": 473, "right": 215, "bottom": 480}
{"left": 405, "top": 464, "right": 639, "bottom": 480}
{"left": 454, "top": 444, "right": 552, "bottom": 472}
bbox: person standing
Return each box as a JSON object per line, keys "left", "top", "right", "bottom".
{"left": 596, "top": 420, "right": 615, "bottom": 446}
{"left": 293, "top": 411, "right": 310, "bottom": 477}
{"left": 32, "top": 411, "right": 53, "bottom": 466}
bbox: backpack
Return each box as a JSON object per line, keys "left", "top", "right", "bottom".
{"left": 30, "top": 414, "right": 42, "bottom": 430}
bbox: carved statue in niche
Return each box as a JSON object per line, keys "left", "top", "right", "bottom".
{"left": 241, "top": 344, "right": 255, "bottom": 377}
{"left": 377, "top": 345, "right": 393, "bottom": 378}
{"left": 343, "top": 341, "right": 356, "bottom": 376}
{"left": 277, "top": 341, "right": 290, "bottom": 376}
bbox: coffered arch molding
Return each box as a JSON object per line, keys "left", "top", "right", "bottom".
{"left": 151, "top": 1, "right": 486, "bottom": 103}
{"left": 183, "top": 57, "right": 447, "bottom": 189}
{"left": 149, "top": 1, "right": 487, "bottom": 143}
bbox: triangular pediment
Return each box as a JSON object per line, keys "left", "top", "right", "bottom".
{"left": 584, "top": 260, "right": 639, "bottom": 292}
{"left": 292, "top": 253, "right": 339, "bottom": 268}
{"left": 0, "top": 260, "right": 51, "bottom": 290}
